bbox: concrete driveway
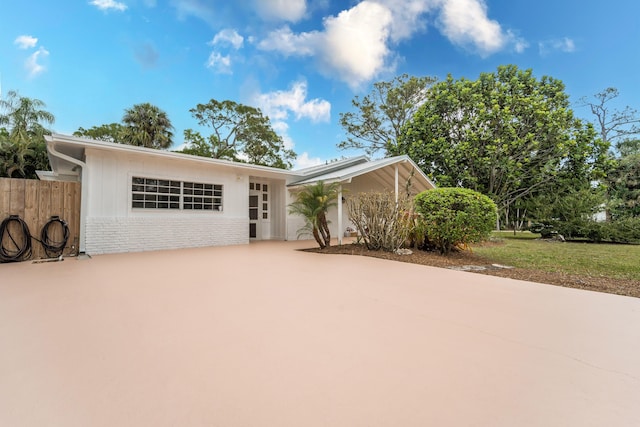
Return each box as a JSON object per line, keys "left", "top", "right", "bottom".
{"left": 1, "top": 240, "right": 639, "bottom": 426}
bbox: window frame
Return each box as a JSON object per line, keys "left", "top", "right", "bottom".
{"left": 131, "top": 176, "right": 223, "bottom": 212}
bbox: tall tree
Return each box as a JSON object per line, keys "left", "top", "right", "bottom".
{"left": 185, "top": 99, "right": 296, "bottom": 169}
{"left": 121, "top": 103, "right": 174, "bottom": 149}
{"left": 579, "top": 87, "right": 640, "bottom": 149}
{"left": 0, "top": 90, "right": 54, "bottom": 144}
{"left": 0, "top": 90, "right": 54, "bottom": 178}
{"left": 399, "top": 65, "right": 609, "bottom": 228}
{"left": 338, "top": 74, "right": 437, "bottom": 157}
{"left": 74, "top": 123, "right": 125, "bottom": 143}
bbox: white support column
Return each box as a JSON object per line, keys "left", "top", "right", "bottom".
{"left": 337, "top": 185, "right": 343, "bottom": 245}
{"left": 395, "top": 165, "right": 399, "bottom": 203}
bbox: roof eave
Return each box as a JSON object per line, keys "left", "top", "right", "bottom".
{"left": 46, "top": 134, "right": 300, "bottom": 178}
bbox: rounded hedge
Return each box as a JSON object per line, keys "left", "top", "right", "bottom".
{"left": 414, "top": 187, "right": 497, "bottom": 254}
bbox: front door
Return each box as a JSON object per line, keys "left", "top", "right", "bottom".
{"left": 249, "top": 181, "right": 269, "bottom": 239}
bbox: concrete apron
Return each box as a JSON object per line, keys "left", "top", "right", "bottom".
{"left": 1, "top": 240, "right": 639, "bottom": 426}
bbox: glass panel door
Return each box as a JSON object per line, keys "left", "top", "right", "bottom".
{"left": 249, "top": 194, "right": 258, "bottom": 238}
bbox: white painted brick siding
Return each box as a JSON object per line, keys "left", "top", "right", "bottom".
{"left": 86, "top": 216, "right": 248, "bottom": 254}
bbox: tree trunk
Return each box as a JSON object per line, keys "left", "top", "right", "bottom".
{"left": 319, "top": 213, "right": 331, "bottom": 247}
{"left": 312, "top": 227, "right": 325, "bottom": 249}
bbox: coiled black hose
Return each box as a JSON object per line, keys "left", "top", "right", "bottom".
{"left": 0, "top": 215, "right": 70, "bottom": 262}
{"left": 40, "top": 216, "right": 70, "bottom": 258}
{"left": 0, "top": 215, "right": 32, "bottom": 263}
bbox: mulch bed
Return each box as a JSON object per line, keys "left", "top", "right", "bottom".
{"left": 304, "top": 243, "right": 640, "bottom": 299}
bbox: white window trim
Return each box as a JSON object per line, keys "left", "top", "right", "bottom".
{"left": 130, "top": 175, "right": 224, "bottom": 212}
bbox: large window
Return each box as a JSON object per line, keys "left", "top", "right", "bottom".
{"left": 132, "top": 177, "right": 222, "bottom": 211}
{"left": 183, "top": 182, "right": 223, "bottom": 210}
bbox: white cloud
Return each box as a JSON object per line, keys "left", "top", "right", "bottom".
{"left": 207, "top": 29, "right": 244, "bottom": 74}
{"left": 259, "top": 1, "right": 394, "bottom": 89}
{"left": 254, "top": 0, "right": 307, "bottom": 22}
{"left": 437, "top": 0, "right": 509, "bottom": 56}
{"left": 25, "top": 47, "right": 49, "bottom": 78}
{"left": 539, "top": 37, "right": 576, "bottom": 55}
{"left": 251, "top": 80, "right": 331, "bottom": 155}
{"left": 294, "top": 152, "right": 323, "bottom": 169}
{"left": 14, "top": 35, "right": 38, "bottom": 49}
{"left": 254, "top": 80, "right": 330, "bottom": 123}
{"left": 512, "top": 33, "right": 529, "bottom": 53}
{"left": 373, "top": 0, "right": 436, "bottom": 42}
{"left": 318, "top": 2, "right": 393, "bottom": 88}
{"left": 89, "top": 0, "right": 128, "bottom": 11}
{"left": 206, "top": 52, "right": 232, "bottom": 74}
{"left": 211, "top": 29, "right": 244, "bottom": 50}
{"left": 272, "top": 121, "right": 295, "bottom": 150}
{"left": 170, "top": 0, "right": 216, "bottom": 25}
{"left": 257, "top": 26, "right": 317, "bottom": 56}
{"left": 258, "top": 0, "right": 523, "bottom": 87}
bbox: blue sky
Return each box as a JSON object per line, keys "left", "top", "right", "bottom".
{"left": 2, "top": 0, "right": 639, "bottom": 168}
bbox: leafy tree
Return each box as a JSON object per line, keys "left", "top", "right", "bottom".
{"left": 338, "top": 74, "right": 437, "bottom": 157}
{"left": 414, "top": 188, "right": 496, "bottom": 254}
{"left": 0, "top": 131, "right": 31, "bottom": 177}
{"left": 0, "top": 90, "right": 54, "bottom": 144}
{"left": 288, "top": 181, "right": 340, "bottom": 249}
{"left": 74, "top": 123, "right": 124, "bottom": 143}
{"left": 606, "top": 153, "right": 640, "bottom": 218}
{"left": 121, "top": 103, "right": 174, "bottom": 149}
{"left": 186, "top": 99, "right": 296, "bottom": 169}
{"left": 616, "top": 138, "right": 640, "bottom": 157}
{"left": 0, "top": 90, "right": 54, "bottom": 178}
{"left": 520, "top": 122, "right": 611, "bottom": 228}
{"left": 579, "top": 87, "right": 640, "bottom": 148}
{"left": 400, "top": 65, "right": 608, "bottom": 228}
{"left": 175, "top": 129, "right": 214, "bottom": 157}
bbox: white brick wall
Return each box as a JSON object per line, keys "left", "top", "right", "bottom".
{"left": 86, "top": 216, "right": 248, "bottom": 254}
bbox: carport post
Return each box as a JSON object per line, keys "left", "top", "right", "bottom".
{"left": 337, "top": 184, "right": 343, "bottom": 245}
{"left": 395, "top": 165, "right": 399, "bottom": 203}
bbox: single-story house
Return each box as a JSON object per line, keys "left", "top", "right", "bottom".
{"left": 41, "top": 134, "right": 435, "bottom": 255}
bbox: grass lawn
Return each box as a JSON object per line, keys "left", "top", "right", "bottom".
{"left": 474, "top": 235, "right": 640, "bottom": 281}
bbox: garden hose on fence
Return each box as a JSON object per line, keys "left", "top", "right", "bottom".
{"left": 40, "top": 216, "right": 70, "bottom": 258}
{"left": 0, "top": 215, "right": 33, "bottom": 263}
{"left": 0, "top": 215, "right": 70, "bottom": 263}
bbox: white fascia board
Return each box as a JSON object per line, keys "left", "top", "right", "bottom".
{"left": 47, "top": 134, "right": 301, "bottom": 180}
{"left": 288, "top": 155, "right": 431, "bottom": 188}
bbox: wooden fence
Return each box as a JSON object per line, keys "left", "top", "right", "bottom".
{"left": 0, "top": 178, "right": 81, "bottom": 260}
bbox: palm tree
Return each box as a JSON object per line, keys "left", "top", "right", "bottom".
{"left": 288, "top": 181, "right": 340, "bottom": 249}
{"left": 121, "top": 103, "right": 174, "bottom": 149}
{"left": 0, "top": 90, "right": 54, "bottom": 144}
{"left": 0, "top": 90, "right": 54, "bottom": 178}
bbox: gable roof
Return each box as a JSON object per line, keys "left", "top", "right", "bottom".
{"left": 288, "top": 155, "right": 435, "bottom": 193}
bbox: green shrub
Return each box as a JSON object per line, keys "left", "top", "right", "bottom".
{"left": 553, "top": 217, "right": 640, "bottom": 243}
{"left": 414, "top": 188, "right": 497, "bottom": 254}
{"left": 603, "top": 218, "right": 640, "bottom": 243}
